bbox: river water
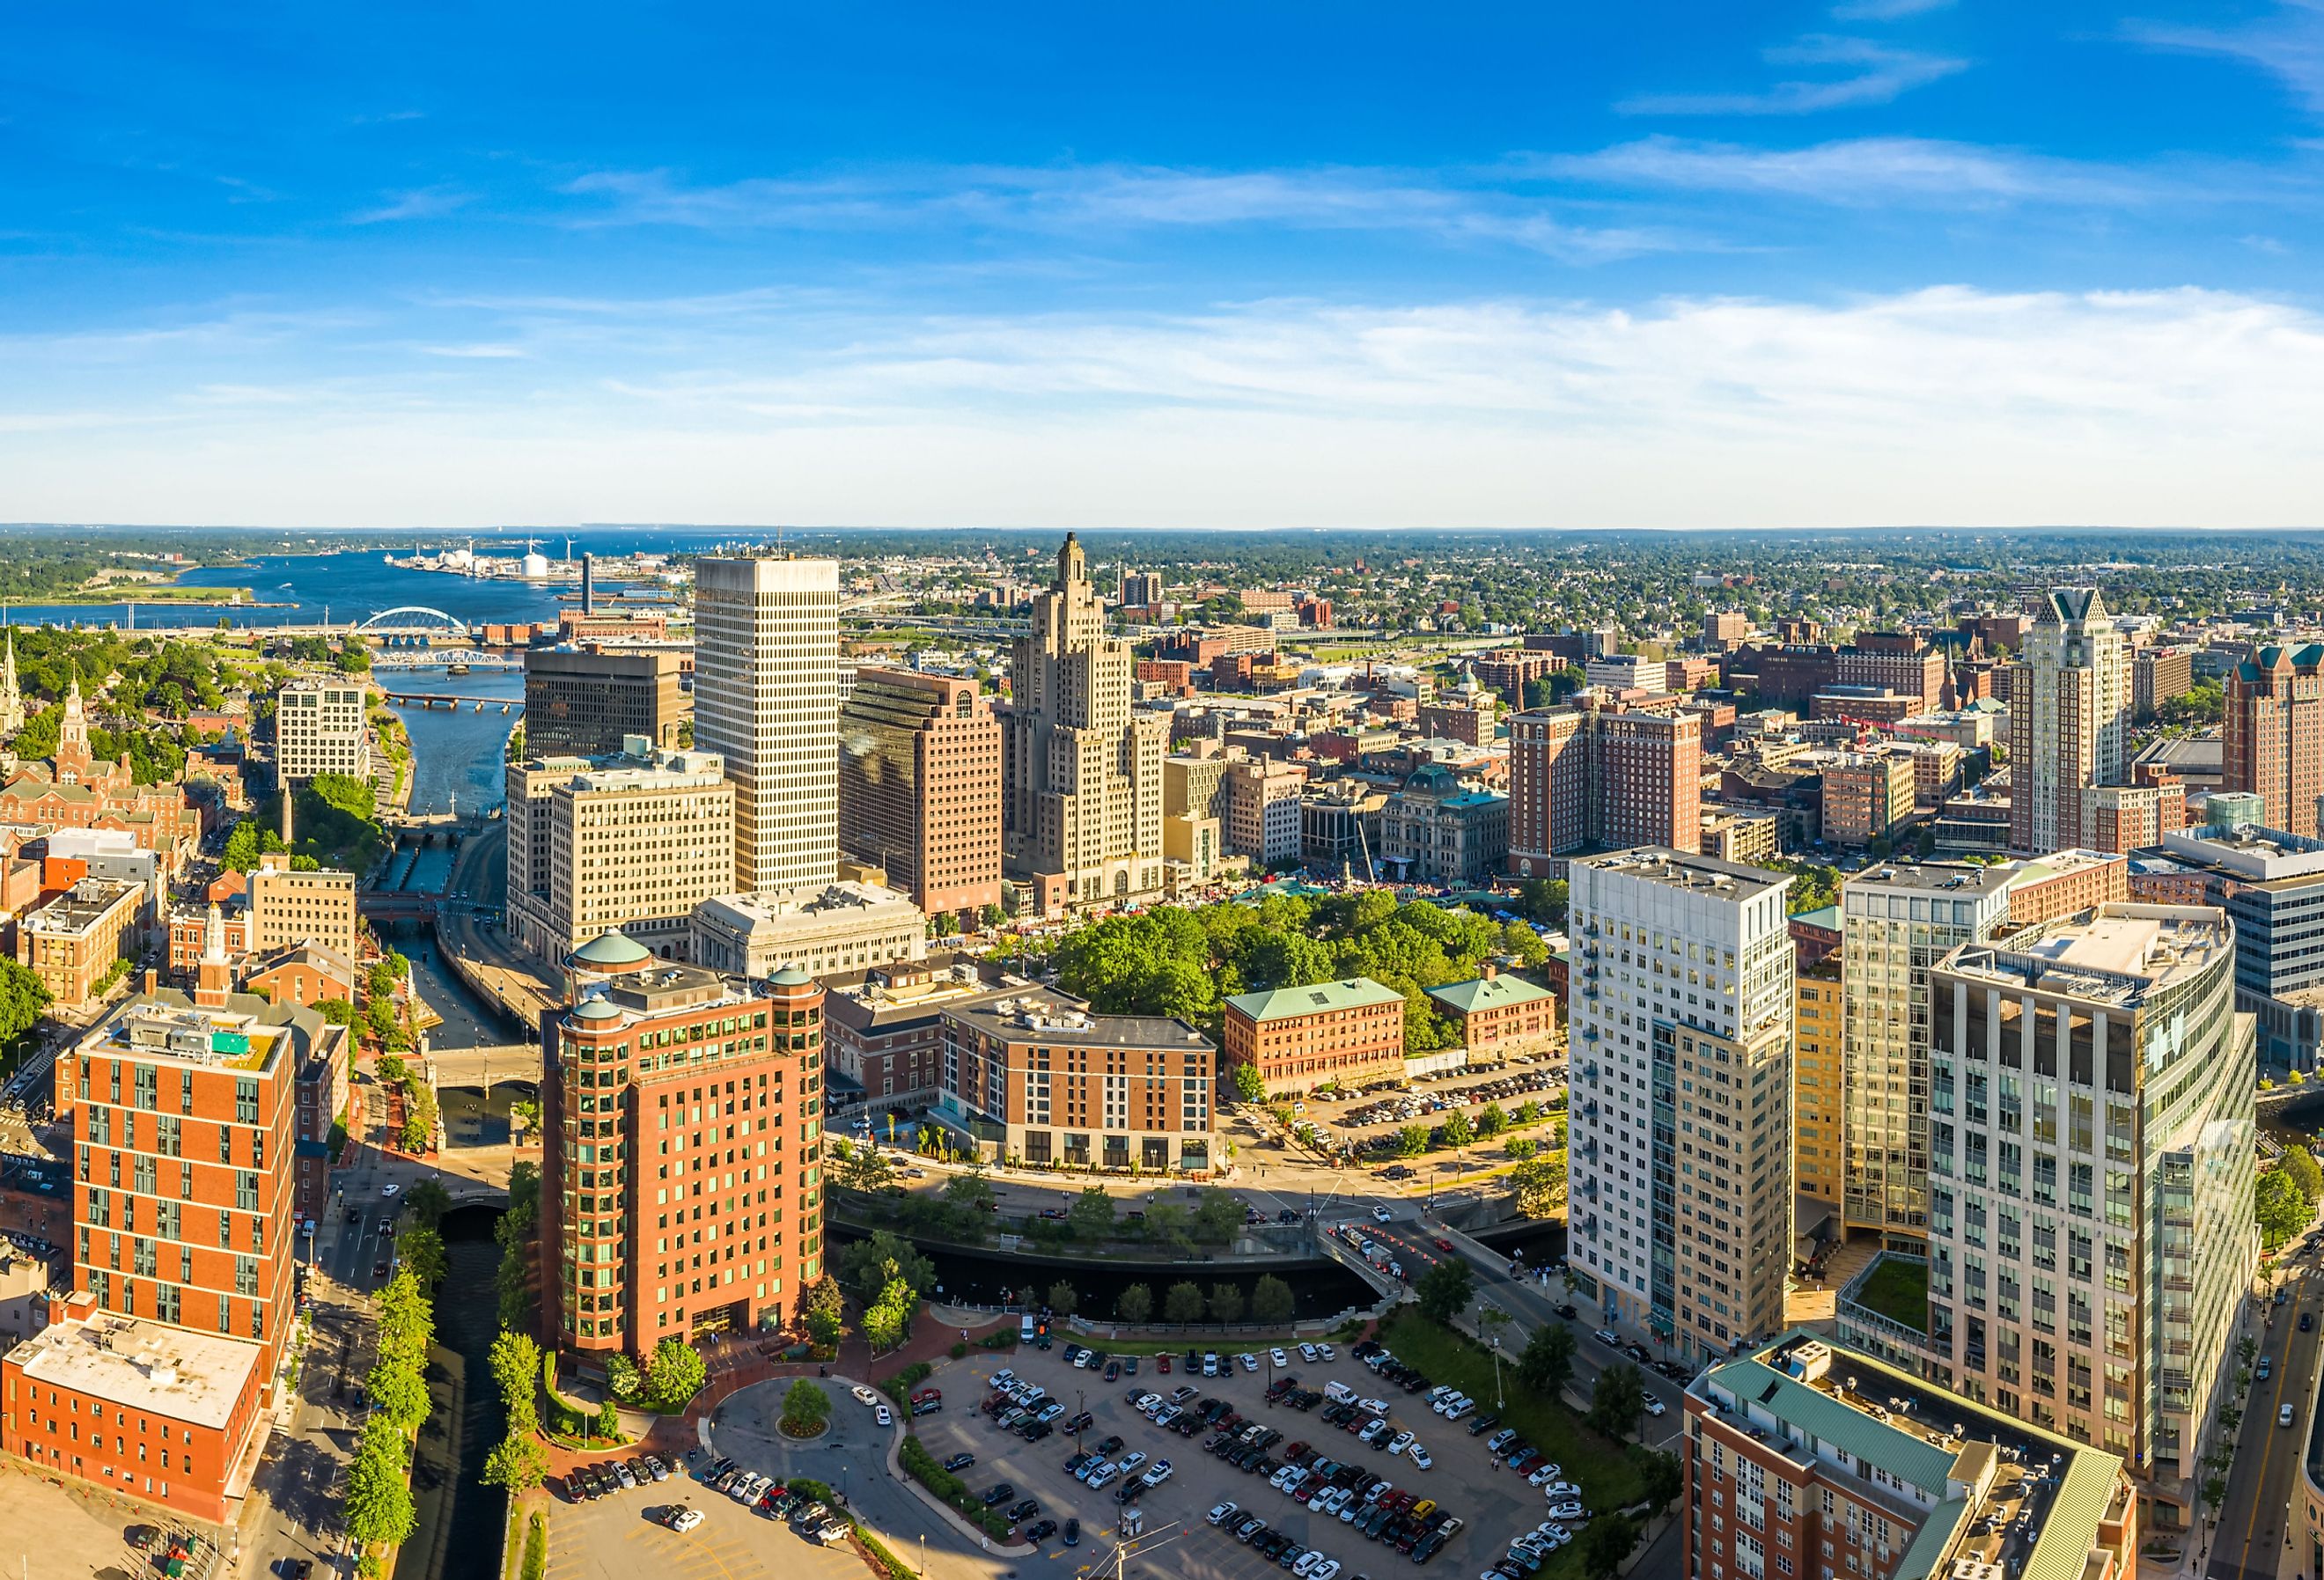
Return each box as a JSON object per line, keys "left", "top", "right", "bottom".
{"left": 396, "top": 1211, "right": 509, "bottom": 1580}
{"left": 386, "top": 665, "right": 527, "bottom": 819}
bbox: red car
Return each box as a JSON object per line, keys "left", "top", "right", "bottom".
{"left": 1157, "top": 1353, "right": 1173, "bottom": 1373}
{"left": 1432, "top": 1238, "right": 1455, "bottom": 1253}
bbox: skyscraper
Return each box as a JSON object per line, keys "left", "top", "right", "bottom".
{"left": 1000, "top": 534, "right": 1167, "bottom": 913}
{"left": 1566, "top": 849, "right": 1794, "bottom": 1361}
{"left": 1505, "top": 703, "right": 1701, "bottom": 875}
{"left": 837, "top": 667, "right": 1003, "bottom": 922}
{"left": 1929, "top": 904, "right": 2252, "bottom": 1509}
{"left": 2222, "top": 643, "right": 2324, "bottom": 838}
{"left": 2008, "top": 590, "right": 2130, "bottom": 855}
{"left": 692, "top": 556, "right": 842, "bottom": 898}
{"left": 1837, "top": 862, "right": 2015, "bottom": 1246}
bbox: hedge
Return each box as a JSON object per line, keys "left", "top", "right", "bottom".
{"left": 879, "top": 1360, "right": 934, "bottom": 1405}
{"left": 900, "top": 1433, "right": 1015, "bottom": 1540}
{"left": 518, "top": 1512, "right": 546, "bottom": 1580}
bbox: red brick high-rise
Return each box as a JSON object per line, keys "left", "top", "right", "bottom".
{"left": 838, "top": 667, "right": 1004, "bottom": 921}
{"left": 541, "top": 933, "right": 824, "bottom": 1360}
{"left": 2225, "top": 643, "right": 2324, "bottom": 837}
{"left": 1507, "top": 703, "right": 1700, "bottom": 875}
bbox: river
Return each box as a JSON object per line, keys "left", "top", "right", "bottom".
{"left": 397, "top": 1209, "right": 509, "bottom": 1580}
{"left": 386, "top": 665, "right": 527, "bottom": 819}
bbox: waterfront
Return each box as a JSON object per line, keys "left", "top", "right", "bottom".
{"left": 386, "top": 664, "right": 526, "bottom": 818}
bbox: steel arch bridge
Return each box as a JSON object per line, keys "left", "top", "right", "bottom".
{"left": 356, "top": 606, "right": 472, "bottom": 636}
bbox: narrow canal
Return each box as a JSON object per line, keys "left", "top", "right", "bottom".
{"left": 395, "top": 1209, "right": 508, "bottom": 1580}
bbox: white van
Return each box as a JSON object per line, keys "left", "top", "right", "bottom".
{"left": 1324, "top": 1381, "right": 1357, "bottom": 1405}
{"left": 1020, "top": 1314, "right": 1037, "bottom": 1342}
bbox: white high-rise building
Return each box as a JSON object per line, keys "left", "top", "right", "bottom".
{"left": 275, "top": 678, "right": 370, "bottom": 783}
{"left": 692, "top": 556, "right": 842, "bottom": 898}
{"left": 1566, "top": 849, "right": 1795, "bottom": 1363}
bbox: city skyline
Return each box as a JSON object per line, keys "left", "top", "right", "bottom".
{"left": 9, "top": 4, "right": 2324, "bottom": 527}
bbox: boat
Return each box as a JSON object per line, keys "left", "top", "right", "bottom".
{"left": 446, "top": 663, "right": 470, "bottom": 676}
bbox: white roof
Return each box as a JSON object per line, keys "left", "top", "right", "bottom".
{"left": 15, "top": 1313, "right": 264, "bottom": 1430}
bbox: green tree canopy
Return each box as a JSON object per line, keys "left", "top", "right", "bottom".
{"left": 1116, "top": 1282, "right": 1154, "bottom": 1323}
{"left": 1163, "top": 1281, "right": 1206, "bottom": 1323}
{"left": 1249, "top": 1274, "right": 1296, "bottom": 1326}
{"left": 1415, "top": 1260, "right": 1475, "bottom": 1323}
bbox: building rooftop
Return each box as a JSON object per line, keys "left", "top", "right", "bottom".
{"left": 694, "top": 881, "right": 924, "bottom": 933}
{"left": 2159, "top": 821, "right": 2324, "bottom": 883}
{"left": 23, "top": 877, "right": 142, "bottom": 937}
{"left": 1695, "top": 1331, "right": 2129, "bottom": 1580}
{"left": 1572, "top": 848, "right": 1793, "bottom": 902}
{"left": 949, "top": 988, "right": 1212, "bottom": 1051}
{"left": 1843, "top": 862, "right": 2017, "bottom": 899}
{"left": 1227, "top": 977, "right": 1408, "bottom": 1022}
{"left": 1939, "top": 903, "right": 2232, "bottom": 1010}
{"left": 84, "top": 994, "right": 312, "bottom": 1074}
{"left": 1426, "top": 974, "right": 1553, "bottom": 1015}
{"left": 15, "top": 1311, "right": 264, "bottom": 1430}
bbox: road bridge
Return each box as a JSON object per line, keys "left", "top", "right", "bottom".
{"left": 378, "top": 691, "right": 523, "bottom": 712}
{"left": 428, "top": 1044, "right": 540, "bottom": 1090}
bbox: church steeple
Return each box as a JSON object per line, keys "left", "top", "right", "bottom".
{"left": 0, "top": 629, "right": 23, "bottom": 739}
{"left": 55, "top": 674, "right": 91, "bottom": 781}
{"left": 195, "top": 900, "right": 233, "bottom": 1009}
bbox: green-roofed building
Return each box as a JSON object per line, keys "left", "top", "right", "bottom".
{"left": 1224, "top": 976, "right": 1408, "bottom": 1096}
{"left": 1688, "top": 1331, "right": 2137, "bottom": 1580}
{"left": 1425, "top": 970, "right": 1557, "bottom": 1059}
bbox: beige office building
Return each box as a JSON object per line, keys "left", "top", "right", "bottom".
{"left": 246, "top": 858, "right": 357, "bottom": 958}
{"left": 1000, "top": 534, "right": 1167, "bottom": 914}
{"left": 2009, "top": 590, "right": 2131, "bottom": 855}
{"left": 692, "top": 555, "right": 842, "bottom": 897}
{"left": 275, "top": 679, "right": 369, "bottom": 783}
{"left": 504, "top": 744, "right": 736, "bottom": 962}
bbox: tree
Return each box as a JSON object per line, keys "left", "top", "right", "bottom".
{"left": 482, "top": 1431, "right": 549, "bottom": 1493}
{"left": 800, "top": 1276, "right": 847, "bottom": 1349}
{"left": 1518, "top": 1324, "right": 1577, "bottom": 1398}
{"left": 1395, "top": 1124, "right": 1431, "bottom": 1158}
{"left": 369, "top": 1357, "right": 432, "bottom": 1437}
{"left": 1249, "top": 1274, "right": 1296, "bottom": 1325}
{"left": 1639, "top": 1450, "right": 1683, "bottom": 1514}
{"left": 595, "top": 1397, "right": 621, "bottom": 1441}
{"left": 1116, "top": 1283, "right": 1154, "bottom": 1323}
{"left": 1578, "top": 1513, "right": 1641, "bottom": 1580}
{"left": 489, "top": 1329, "right": 541, "bottom": 1412}
{"left": 602, "top": 1351, "right": 640, "bottom": 1401}
{"left": 1233, "top": 1063, "right": 1267, "bottom": 1102}
{"left": 2258, "top": 1167, "right": 2308, "bottom": 1249}
{"left": 405, "top": 1177, "right": 451, "bottom": 1230}
{"left": 1163, "top": 1281, "right": 1207, "bottom": 1323}
{"left": 1209, "top": 1282, "right": 1246, "bottom": 1323}
{"left": 1587, "top": 1361, "right": 1648, "bottom": 1440}
{"left": 1510, "top": 1156, "right": 1566, "bottom": 1218}
{"left": 395, "top": 1225, "right": 446, "bottom": 1290}
{"left": 1045, "top": 1280, "right": 1080, "bottom": 1319}
{"left": 864, "top": 1276, "right": 916, "bottom": 1353}
{"left": 344, "top": 1418, "right": 417, "bottom": 1549}
{"left": 1415, "top": 1260, "right": 1475, "bottom": 1324}
{"left": 1192, "top": 1190, "right": 1244, "bottom": 1245}
{"left": 644, "top": 1337, "right": 706, "bottom": 1407}
{"left": 838, "top": 1145, "right": 897, "bottom": 1194}
{"left": 943, "top": 1170, "right": 997, "bottom": 1220}
{"left": 1441, "top": 1110, "right": 1475, "bottom": 1149}
{"left": 2285, "top": 1146, "right": 2324, "bottom": 1210}
{"left": 1475, "top": 1102, "right": 1508, "bottom": 1138}
{"left": 1504, "top": 1136, "right": 1538, "bottom": 1160}
{"left": 781, "top": 1378, "right": 832, "bottom": 1435}
{"left": 1068, "top": 1187, "right": 1117, "bottom": 1241}
{"left": 835, "top": 1230, "right": 937, "bottom": 1302}
{"left": 1143, "top": 1201, "right": 1193, "bottom": 1253}
{"left": 0, "top": 959, "right": 52, "bottom": 1045}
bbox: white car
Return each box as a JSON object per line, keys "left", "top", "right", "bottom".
{"left": 1298, "top": 1343, "right": 1320, "bottom": 1363}
{"left": 1270, "top": 1347, "right": 1290, "bottom": 1368}
{"left": 850, "top": 1385, "right": 879, "bottom": 1407}
{"left": 1313, "top": 1562, "right": 1343, "bottom": 1580}
{"left": 1548, "top": 1503, "right": 1589, "bottom": 1522}
{"left": 1527, "top": 1464, "right": 1562, "bottom": 1487}
{"left": 1372, "top": 1205, "right": 1391, "bottom": 1223}
{"left": 1359, "top": 1397, "right": 1390, "bottom": 1415}
{"left": 1085, "top": 1466, "right": 1119, "bottom": 1490}
{"left": 1208, "top": 1502, "right": 1240, "bottom": 1526}
{"left": 1644, "top": 1396, "right": 1667, "bottom": 1416}
{"left": 670, "top": 1506, "right": 704, "bottom": 1532}
{"left": 1410, "top": 1445, "right": 1433, "bottom": 1470}
{"left": 875, "top": 1404, "right": 893, "bottom": 1428}
{"left": 1142, "top": 1460, "right": 1174, "bottom": 1487}
{"left": 990, "top": 1369, "right": 1016, "bottom": 1389}
{"left": 1239, "top": 1352, "right": 1261, "bottom": 1372}
{"left": 1136, "top": 1393, "right": 1163, "bottom": 1412}
{"left": 1294, "top": 1553, "right": 1329, "bottom": 1577}
{"left": 381, "top": 1181, "right": 401, "bottom": 1197}
{"left": 1542, "top": 1481, "right": 1579, "bottom": 1500}
{"left": 1316, "top": 1344, "right": 1337, "bottom": 1362}
{"left": 1433, "top": 1392, "right": 1467, "bottom": 1415}
{"left": 1387, "top": 1430, "right": 1416, "bottom": 1456}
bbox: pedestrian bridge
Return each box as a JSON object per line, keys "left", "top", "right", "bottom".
{"left": 429, "top": 1044, "right": 541, "bottom": 1091}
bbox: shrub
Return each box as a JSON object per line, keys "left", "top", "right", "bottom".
{"left": 880, "top": 1360, "right": 934, "bottom": 1404}
{"left": 950, "top": 1341, "right": 969, "bottom": 1359}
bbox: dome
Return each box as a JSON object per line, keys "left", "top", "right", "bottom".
{"left": 767, "top": 965, "right": 813, "bottom": 988}
{"left": 521, "top": 550, "right": 552, "bottom": 578}
{"left": 571, "top": 997, "right": 622, "bottom": 1022}
{"left": 571, "top": 930, "right": 651, "bottom": 967}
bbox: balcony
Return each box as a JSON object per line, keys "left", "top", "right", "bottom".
{"left": 1578, "top": 1062, "right": 1600, "bottom": 1084}
{"left": 1581, "top": 1101, "right": 1600, "bottom": 1121}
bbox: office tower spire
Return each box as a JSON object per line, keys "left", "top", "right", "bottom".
{"left": 2008, "top": 588, "right": 2129, "bottom": 855}
{"left": 692, "top": 555, "right": 842, "bottom": 898}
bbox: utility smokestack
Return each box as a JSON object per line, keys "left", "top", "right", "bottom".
{"left": 581, "top": 553, "right": 596, "bottom": 615}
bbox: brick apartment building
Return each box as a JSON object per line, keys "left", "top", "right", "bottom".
{"left": 1222, "top": 977, "right": 1407, "bottom": 1095}
{"left": 837, "top": 667, "right": 1004, "bottom": 922}
{"left": 1506, "top": 704, "right": 1702, "bottom": 874}
{"left": 541, "top": 932, "right": 823, "bottom": 1359}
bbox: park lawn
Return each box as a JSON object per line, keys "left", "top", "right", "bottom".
{"left": 1853, "top": 1256, "right": 1930, "bottom": 1333}
{"left": 1376, "top": 1308, "right": 1647, "bottom": 1511}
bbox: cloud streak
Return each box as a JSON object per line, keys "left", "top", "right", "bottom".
{"left": 351, "top": 186, "right": 474, "bottom": 224}
{"left": 558, "top": 163, "right": 1681, "bottom": 262}
{"left": 2127, "top": 3, "right": 2324, "bottom": 116}
{"left": 1539, "top": 135, "right": 2158, "bottom": 206}
{"left": 1620, "top": 35, "right": 1968, "bottom": 115}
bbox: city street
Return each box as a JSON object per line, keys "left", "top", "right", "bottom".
{"left": 2210, "top": 1248, "right": 2324, "bottom": 1580}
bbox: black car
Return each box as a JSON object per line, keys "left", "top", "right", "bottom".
{"left": 1467, "top": 1412, "right": 1501, "bottom": 1437}
{"left": 2306, "top": 1312, "right": 2317, "bottom": 1333}
{"left": 1006, "top": 1498, "right": 1041, "bottom": 1521}
{"left": 1096, "top": 1435, "right": 1124, "bottom": 1456}
{"left": 1555, "top": 1304, "right": 1578, "bottom": 1320}
{"left": 1064, "top": 1518, "right": 1080, "bottom": 1546}
{"left": 943, "top": 1451, "right": 975, "bottom": 1472}
{"left": 1025, "top": 1519, "right": 1059, "bottom": 1542}
{"left": 982, "top": 1482, "right": 1014, "bottom": 1507}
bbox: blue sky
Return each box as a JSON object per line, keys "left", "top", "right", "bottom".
{"left": 7, "top": 1, "right": 2324, "bottom": 529}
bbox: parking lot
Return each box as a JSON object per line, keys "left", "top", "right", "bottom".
{"left": 917, "top": 1333, "right": 1593, "bottom": 1580}
{"left": 1272, "top": 1060, "right": 1568, "bottom": 1165}
{"left": 543, "top": 1454, "right": 872, "bottom": 1580}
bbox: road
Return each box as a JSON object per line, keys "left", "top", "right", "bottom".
{"left": 2211, "top": 1253, "right": 2323, "bottom": 1580}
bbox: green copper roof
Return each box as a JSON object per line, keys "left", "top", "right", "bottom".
{"left": 1426, "top": 975, "right": 1552, "bottom": 1015}
{"left": 1226, "top": 977, "right": 1406, "bottom": 1022}
{"left": 571, "top": 930, "right": 651, "bottom": 966}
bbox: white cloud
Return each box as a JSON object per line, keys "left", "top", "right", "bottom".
{"left": 1831, "top": 0, "right": 1953, "bottom": 19}
{"left": 1620, "top": 35, "right": 1968, "bottom": 115}
{"left": 559, "top": 164, "right": 1678, "bottom": 262}
{"left": 2127, "top": 3, "right": 2324, "bottom": 114}
{"left": 6, "top": 286, "right": 2324, "bottom": 530}
{"left": 351, "top": 186, "right": 474, "bottom": 224}
{"left": 1540, "top": 136, "right": 2153, "bottom": 206}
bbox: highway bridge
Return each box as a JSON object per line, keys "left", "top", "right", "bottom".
{"left": 378, "top": 691, "right": 524, "bottom": 712}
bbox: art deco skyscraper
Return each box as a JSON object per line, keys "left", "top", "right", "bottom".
{"left": 2223, "top": 643, "right": 2324, "bottom": 837}
{"left": 1001, "top": 534, "right": 1167, "bottom": 913}
{"left": 692, "top": 555, "right": 842, "bottom": 898}
{"left": 2007, "top": 589, "right": 2130, "bottom": 855}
